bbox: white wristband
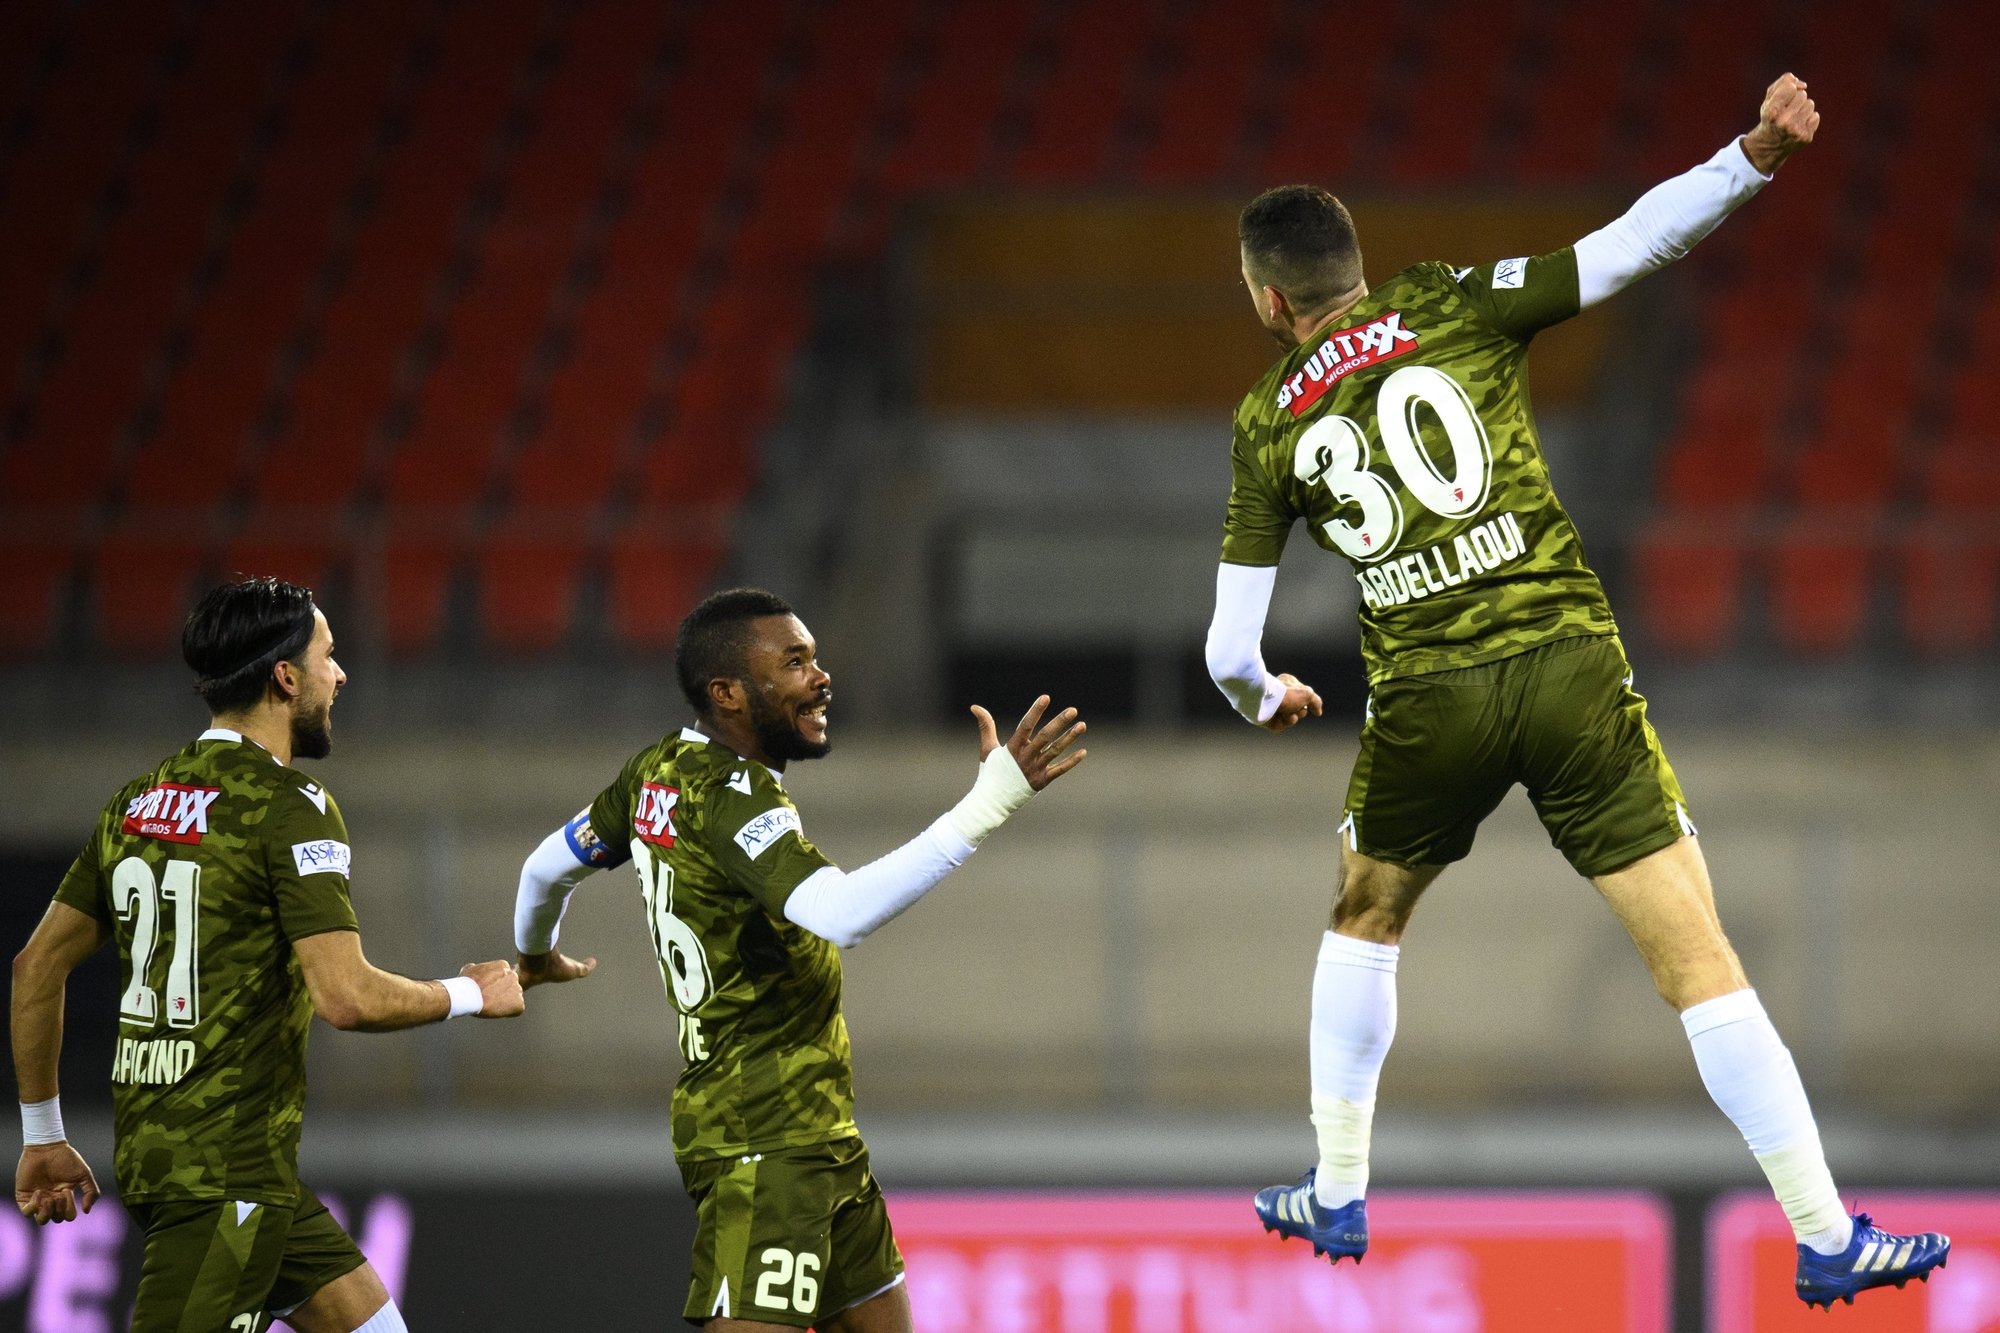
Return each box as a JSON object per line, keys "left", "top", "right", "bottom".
{"left": 438, "top": 975, "right": 484, "bottom": 1019}
{"left": 943, "top": 746, "right": 1036, "bottom": 847}
{"left": 21, "top": 1095, "right": 65, "bottom": 1146}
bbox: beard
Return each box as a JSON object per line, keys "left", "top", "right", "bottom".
{"left": 748, "top": 688, "right": 830, "bottom": 764}
{"left": 292, "top": 699, "right": 334, "bottom": 760}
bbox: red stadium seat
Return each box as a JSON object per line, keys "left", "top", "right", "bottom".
{"left": 1633, "top": 516, "right": 1747, "bottom": 660}
{"left": 220, "top": 531, "right": 341, "bottom": 597}
{"left": 1920, "top": 442, "right": 2000, "bottom": 515}
{"left": 1899, "top": 530, "right": 1999, "bottom": 657}
{"left": 92, "top": 535, "right": 210, "bottom": 657}
{"left": 1766, "top": 517, "right": 1877, "bottom": 657}
{"left": 377, "top": 536, "right": 461, "bottom": 657}
{"left": 606, "top": 530, "right": 724, "bottom": 652}
{"left": 475, "top": 534, "right": 588, "bottom": 654}
{"left": 0, "top": 539, "right": 78, "bottom": 658}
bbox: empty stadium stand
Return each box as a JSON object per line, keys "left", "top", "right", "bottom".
{"left": 0, "top": 0, "right": 1990, "bottom": 664}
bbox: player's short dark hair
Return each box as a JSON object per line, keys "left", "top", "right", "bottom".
{"left": 182, "top": 578, "right": 318, "bottom": 714}
{"left": 675, "top": 587, "right": 798, "bottom": 717}
{"left": 1239, "top": 184, "right": 1363, "bottom": 316}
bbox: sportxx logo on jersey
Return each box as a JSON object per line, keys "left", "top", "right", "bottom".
{"left": 1275, "top": 311, "right": 1419, "bottom": 417}
{"left": 636, "top": 782, "right": 680, "bottom": 847}
{"left": 121, "top": 784, "right": 221, "bottom": 845}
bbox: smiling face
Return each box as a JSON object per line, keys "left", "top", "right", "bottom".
{"left": 283, "top": 608, "right": 346, "bottom": 760}
{"left": 736, "top": 614, "right": 832, "bottom": 765}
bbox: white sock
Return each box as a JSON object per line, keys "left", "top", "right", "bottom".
{"left": 1309, "top": 930, "right": 1398, "bottom": 1209}
{"left": 1681, "top": 989, "right": 1852, "bottom": 1254}
{"left": 352, "top": 1300, "right": 410, "bottom": 1333}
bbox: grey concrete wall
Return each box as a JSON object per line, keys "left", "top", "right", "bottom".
{"left": 6, "top": 730, "right": 1996, "bottom": 1120}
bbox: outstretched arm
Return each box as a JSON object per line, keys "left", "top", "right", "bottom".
{"left": 782, "top": 697, "right": 1087, "bottom": 948}
{"left": 514, "top": 812, "right": 613, "bottom": 988}
{"left": 1205, "top": 563, "right": 1323, "bottom": 731}
{"left": 1575, "top": 73, "right": 1818, "bottom": 308}
{"left": 293, "top": 930, "right": 522, "bottom": 1031}
{"left": 12, "top": 902, "right": 108, "bottom": 1224}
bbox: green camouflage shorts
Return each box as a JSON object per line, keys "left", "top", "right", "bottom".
{"left": 125, "top": 1187, "right": 367, "bottom": 1333}
{"left": 679, "top": 1136, "right": 904, "bottom": 1328}
{"left": 1343, "top": 633, "right": 1693, "bottom": 877}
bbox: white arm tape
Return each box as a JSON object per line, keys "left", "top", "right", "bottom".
{"left": 1573, "top": 138, "right": 1772, "bottom": 309}
{"left": 514, "top": 827, "right": 595, "bottom": 954}
{"left": 438, "top": 975, "right": 484, "bottom": 1019}
{"left": 1206, "top": 563, "right": 1287, "bottom": 723}
{"left": 783, "top": 814, "right": 978, "bottom": 948}
{"left": 21, "top": 1095, "right": 65, "bottom": 1146}
{"left": 943, "top": 744, "right": 1035, "bottom": 846}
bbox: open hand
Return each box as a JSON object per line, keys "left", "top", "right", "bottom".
{"left": 460, "top": 959, "right": 526, "bottom": 1017}
{"left": 1742, "top": 72, "right": 1818, "bottom": 173}
{"left": 971, "top": 695, "right": 1088, "bottom": 791}
{"left": 1260, "top": 673, "right": 1323, "bottom": 733}
{"left": 16, "top": 1143, "right": 99, "bottom": 1224}
{"left": 516, "top": 950, "right": 598, "bottom": 991}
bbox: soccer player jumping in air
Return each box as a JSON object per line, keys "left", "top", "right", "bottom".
{"left": 510, "top": 588, "right": 1086, "bottom": 1332}
{"left": 1205, "top": 75, "right": 1950, "bottom": 1308}
{"left": 12, "top": 578, "right": 524, "bottom": 1332}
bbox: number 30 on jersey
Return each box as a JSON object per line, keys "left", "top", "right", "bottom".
{"left": 1294, "top": 364, "right": 1492, "bottom": 562}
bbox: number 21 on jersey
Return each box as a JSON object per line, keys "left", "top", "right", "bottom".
{"left": 112, "top": 855, "right": 203, "bottom": 1029}
{"left": 631, "top": 840, "right": 715, "bottom": 1063}
{"left": 1294, "top": 363, "right": 1492, "bottom": 561}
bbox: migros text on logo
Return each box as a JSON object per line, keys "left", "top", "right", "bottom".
{"left": 121, "top": 784, "right": 222, "bottom": 845}
{"left": 636, "top": 782, "right": 680, "bottom": 848}
{"left": 1276, "top": 311, "right": 1419, "bottom": 417}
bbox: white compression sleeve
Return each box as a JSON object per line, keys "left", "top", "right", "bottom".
{"left": 1205, "top": 562, "right": 1286, "bottom": 723}
{"left": 1573, "top": 138, "right": 1772, "bottom": 309}
{"left": 783, "top": 746, "right": 1035, "bottom": 947}
{"left": 783, "top": 816, "right": 978, "bottom": 949}
{"left": 514, "top": 827, "right": 595, "bottom": 954}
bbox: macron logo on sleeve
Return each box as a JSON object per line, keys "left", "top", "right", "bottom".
{"left": 122, "top": 785, "right": 222, "bottom": 845}
{"left": 291, "top": 840, "right": 352, "bottom": 877}
{"left": 734, "top": 808, "right": 802, "bottom": 860}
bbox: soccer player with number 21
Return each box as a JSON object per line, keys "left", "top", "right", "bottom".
{"left": 13, "top": 578, "right": 525, "bottom": 1332}
{"left": 1206, "top": 74, "right": 1950, "bottom": 1309}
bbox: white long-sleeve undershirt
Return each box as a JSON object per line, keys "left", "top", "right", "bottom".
{"left": 1573, "top": 137, "right": 1771, "bottom": 308}
{"left": 780, "top": 816, "right": 978, "bottom": 948}
{"left": 1205, "top": 562, "right": 1285, "bottom": 723}
{"left": 515, "top": 827, "right": 594, "bottom": 954}
{"left": 515, "top": 747, "right": 1036, "bottom": 954}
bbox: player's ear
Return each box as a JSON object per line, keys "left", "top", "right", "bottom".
{"left": 270, "top": 658, "right": 301, "bottom": 703}
{"left": 1263, "top": 284, "right": 1290, "bottom": 324}
{"left": 706, "top": 676, "right": 745, "bottom": 717}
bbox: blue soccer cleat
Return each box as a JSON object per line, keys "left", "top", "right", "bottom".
{"left": 1253, "top": 1168, "right": 1368, "bottom": 1265}
{"left": 1795, "top": 1211, "right": 1951, "bottom": 1309}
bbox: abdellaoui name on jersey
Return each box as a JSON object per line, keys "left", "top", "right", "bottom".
{"left": 1355, "top": 511, "right": 1529, "bottom": 610}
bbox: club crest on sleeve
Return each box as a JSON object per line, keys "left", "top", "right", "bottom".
{"left": 636, "top": 782, "right": 680, "bottom": 848}
{"left": 564, "top": 809, "right": 614, "bottom": 866}
{"left": 291, "top": 839, "right": 351, "bottom": 876}
{"left": 734, "top": 807, "right": 802, "bottom": 860}
{"left": 122, "top": 784, "right": 222, "bottom": 844}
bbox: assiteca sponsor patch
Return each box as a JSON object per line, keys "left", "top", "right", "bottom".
{"left": 734, "top": 807, "right": 802, "bottom": 860}
{"left": 291, "top": 839, "right": 352, "bottom": 877}
{"left": 1493, "top": 257, "right": 1527, "bottom": 289}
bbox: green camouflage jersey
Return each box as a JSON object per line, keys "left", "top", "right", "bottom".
{"left": 1222, "top": 250, "right": 1618, "bottom": 682}
{"left": 52, "top": 729, "right": 358, "bottom": 1205}
{"left": 579, "top": 726, "right": 852, "bottom": 1161}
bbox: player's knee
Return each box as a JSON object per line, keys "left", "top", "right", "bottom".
{"left": 1329, "top": 866, "right": 1414, "bottom": 941}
